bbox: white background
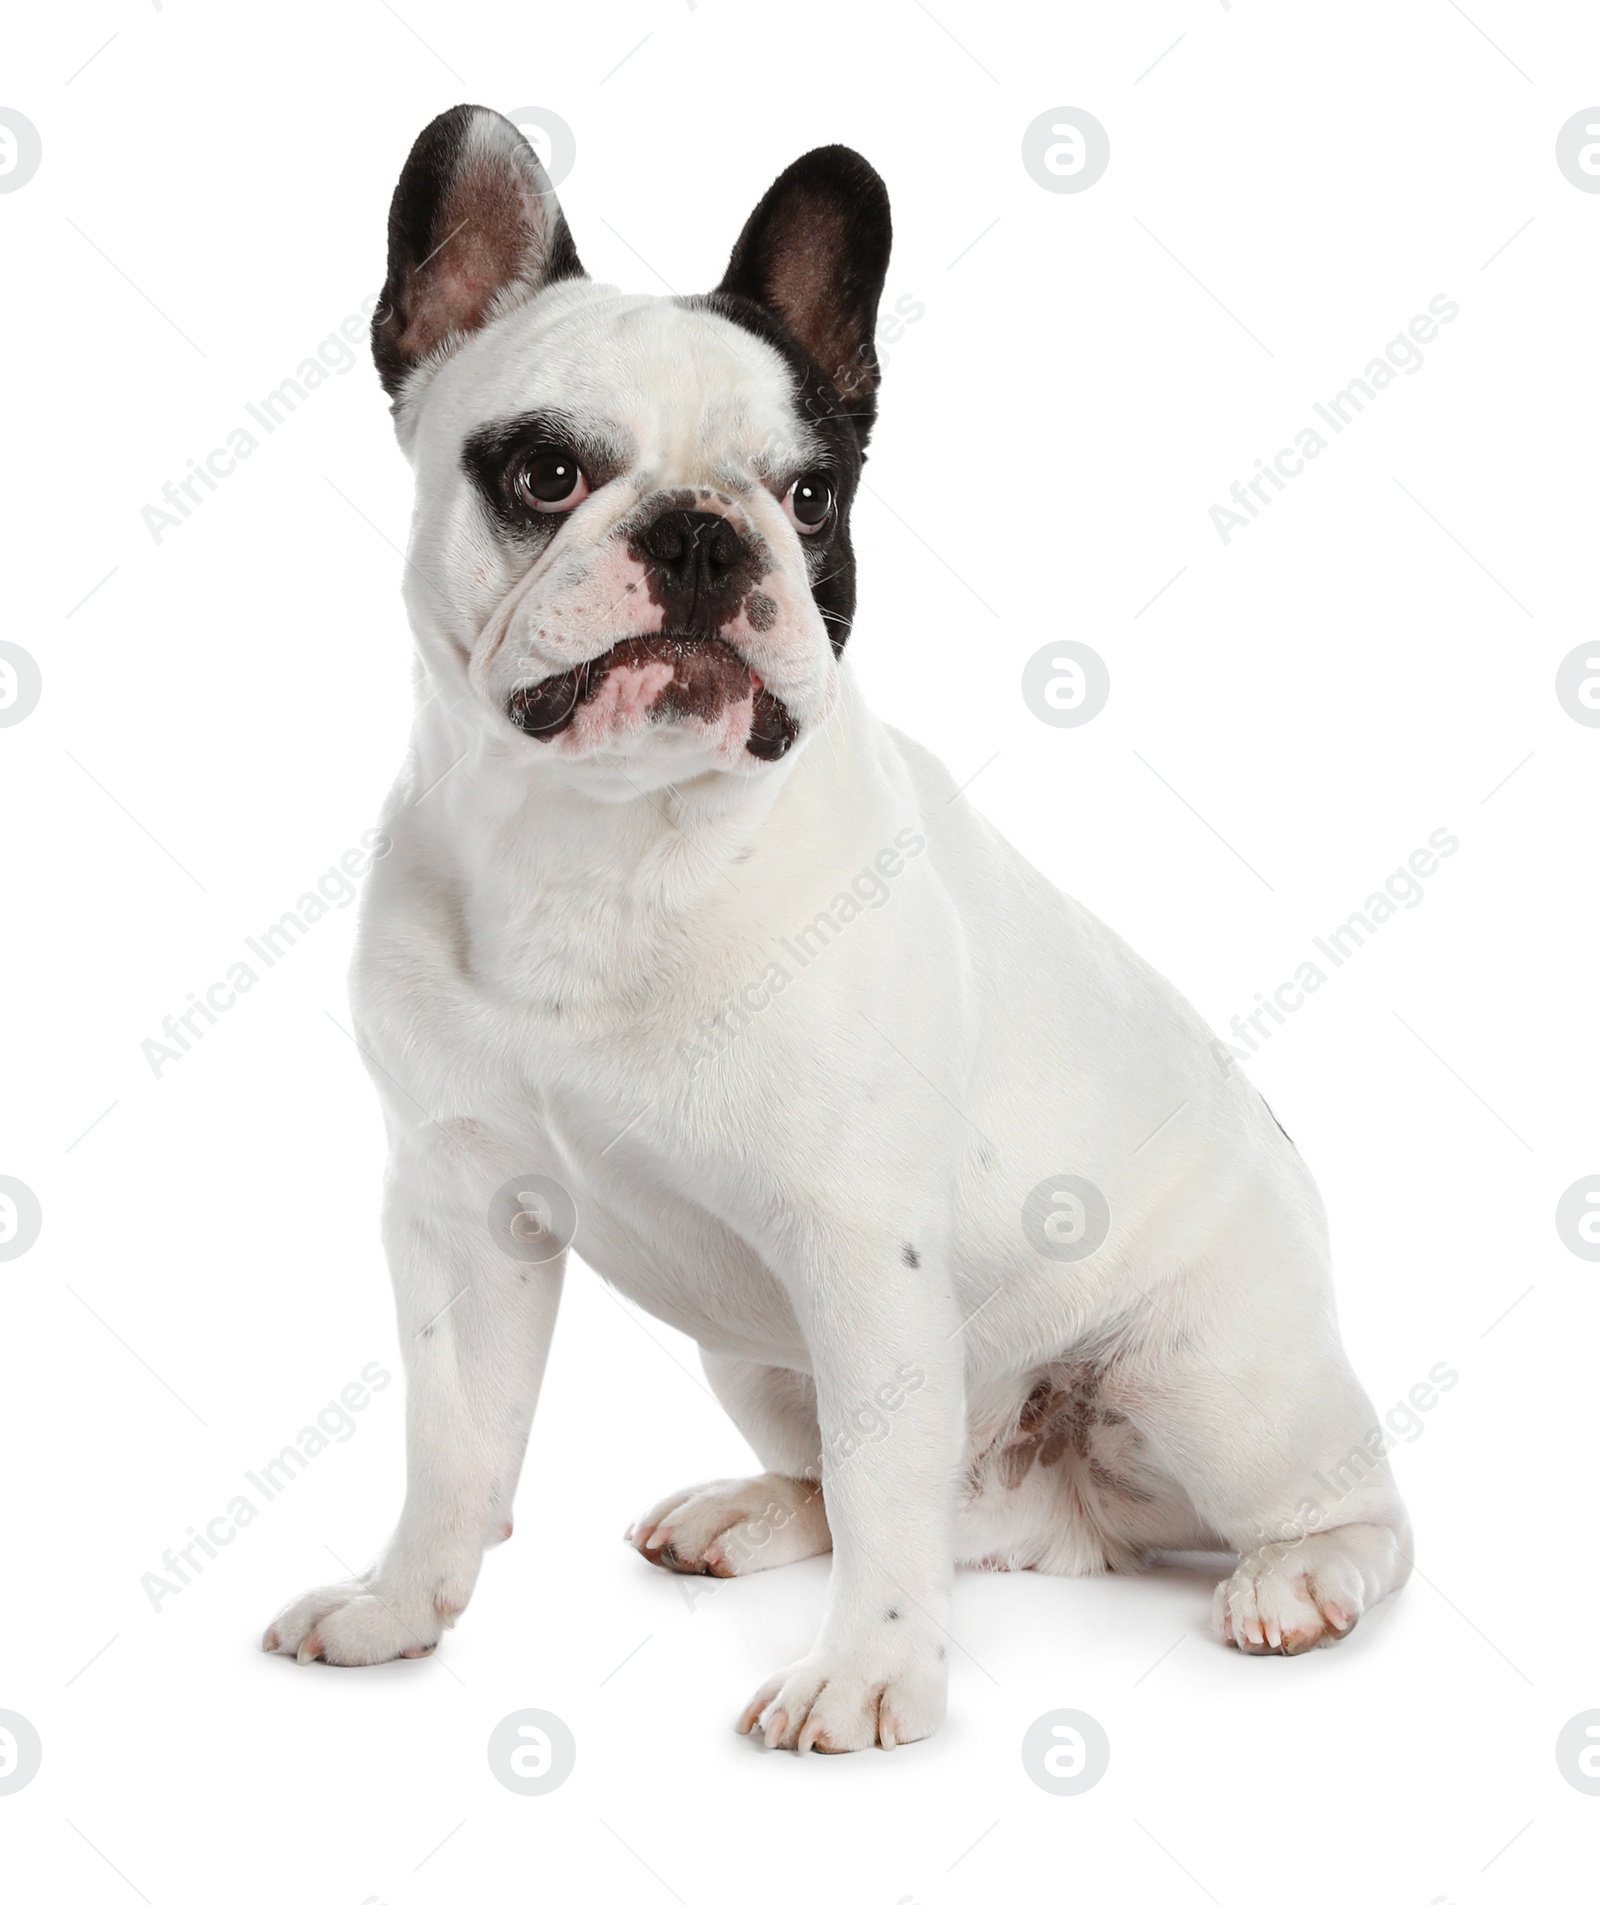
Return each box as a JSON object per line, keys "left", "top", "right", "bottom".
{"left": 3, "top": 2, "right": 1597, "bottom": 1900}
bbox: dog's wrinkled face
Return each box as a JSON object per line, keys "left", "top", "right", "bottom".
{"left": 424, "top": 287, "right": 852, "bottom": 772}
{"left": 375, "top": 107, "right": 892, "bottom": 790}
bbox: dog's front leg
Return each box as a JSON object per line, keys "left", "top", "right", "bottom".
{"left": 263, "top": 1122, "right": 563, "bottom": 1665}
{"left": 737, "top": 1218, "right": 966, "bottom": 1753}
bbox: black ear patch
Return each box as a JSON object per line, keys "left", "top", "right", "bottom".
{"left": 372, "top": 104, "right": 585, "bottom": 402}
{"left": 715, "top": 145, "right": 891, "bottom": 434}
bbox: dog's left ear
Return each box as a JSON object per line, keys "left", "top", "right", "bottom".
{"left": 372, "top": 104, "right": 585, "bottom": 402}
{"left": 716, "top": 146, "right": 891, "bottom": 430}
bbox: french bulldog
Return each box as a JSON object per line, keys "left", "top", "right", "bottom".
{"left": 263, "top": 105, "right": 1411, "bottom": 1752}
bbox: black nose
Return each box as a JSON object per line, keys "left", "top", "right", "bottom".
{"left": 637, "top": 508, "right": 745, "bottom": 595}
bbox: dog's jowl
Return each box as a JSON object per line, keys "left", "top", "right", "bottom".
{"left": 263, "top": 105, "right": 1410, "bottom": 1752}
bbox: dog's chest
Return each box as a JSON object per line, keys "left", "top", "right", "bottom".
{"left": 543, "top": 1115, "right": 808, "bottom": 1363}
{"left": 520, "top": 1004, "right": 809, "bottom": 1360}
{"left": 379, "top": 834, "right": 812, "bottom": 1363}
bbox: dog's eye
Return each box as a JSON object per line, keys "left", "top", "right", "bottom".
{"left": 514, "top": 450, "right": 589, "bottom": 514}
{"left": 784, "top": 473, "right": 833, "bottom": 534}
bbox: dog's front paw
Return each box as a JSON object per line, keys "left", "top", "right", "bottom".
{"left": 736, "top": 1640, "right": 947, "bottom": 1753}
{"left": 262, "top": 1579, "right": 457, "bottom": 1667}
{"left": 627, "top": 1473, "right": 829, "bottom": 1577}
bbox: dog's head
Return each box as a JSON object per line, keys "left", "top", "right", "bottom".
{"left": 374, "top": 105, "right": 891, "bottom": 791}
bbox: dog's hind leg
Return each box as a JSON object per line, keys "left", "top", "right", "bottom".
{"left": 626, "top": 1354, "right": 831, "bottom": 1577}
{"left": 1121, "top": 1235, "right": 1413, "bottom": 1655}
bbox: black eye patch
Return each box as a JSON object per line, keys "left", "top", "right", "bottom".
{"left": 462, "top": 411, "right": 631, "bottom": 537}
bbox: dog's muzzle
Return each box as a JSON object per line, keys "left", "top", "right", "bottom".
{"left": 506, "top": 633, "right": 798, "bottom": 760}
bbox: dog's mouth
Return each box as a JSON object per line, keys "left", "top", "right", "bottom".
{"left": 506, "top": 633, "right": 798, "bottom": 761}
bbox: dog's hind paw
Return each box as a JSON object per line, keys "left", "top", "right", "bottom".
{"left": 626, "top": 1473, "right": 829, "bottom": 1577}
{"left": 1214, "top": 1524, "right": 1405, "bottom": 1655}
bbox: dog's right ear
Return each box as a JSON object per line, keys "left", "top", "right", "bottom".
{"left": 372, "top": 104, "right": 584, "bottom": 402}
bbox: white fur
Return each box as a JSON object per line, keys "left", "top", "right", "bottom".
{"left": 264, "top": 266, "right": 1410, "bottom": 1752}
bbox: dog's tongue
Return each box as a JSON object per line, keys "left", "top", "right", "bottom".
{"left": 508, "top": 634, "right": 796, "bottom": 759}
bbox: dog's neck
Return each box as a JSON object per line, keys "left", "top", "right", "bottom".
{"left": 397, "top": 659, "right": 866, "bottom": 1001}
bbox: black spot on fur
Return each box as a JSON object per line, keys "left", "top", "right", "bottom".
{"left": 884, "top": 1606, "right": 901, "bottom": 1621}
{"left": 901, "top": 1244, "right": 920, "bottom": 1268}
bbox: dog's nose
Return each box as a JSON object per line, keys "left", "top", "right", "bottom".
{"left": 637, "top": 509, "right": 745, "bottom": 595}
